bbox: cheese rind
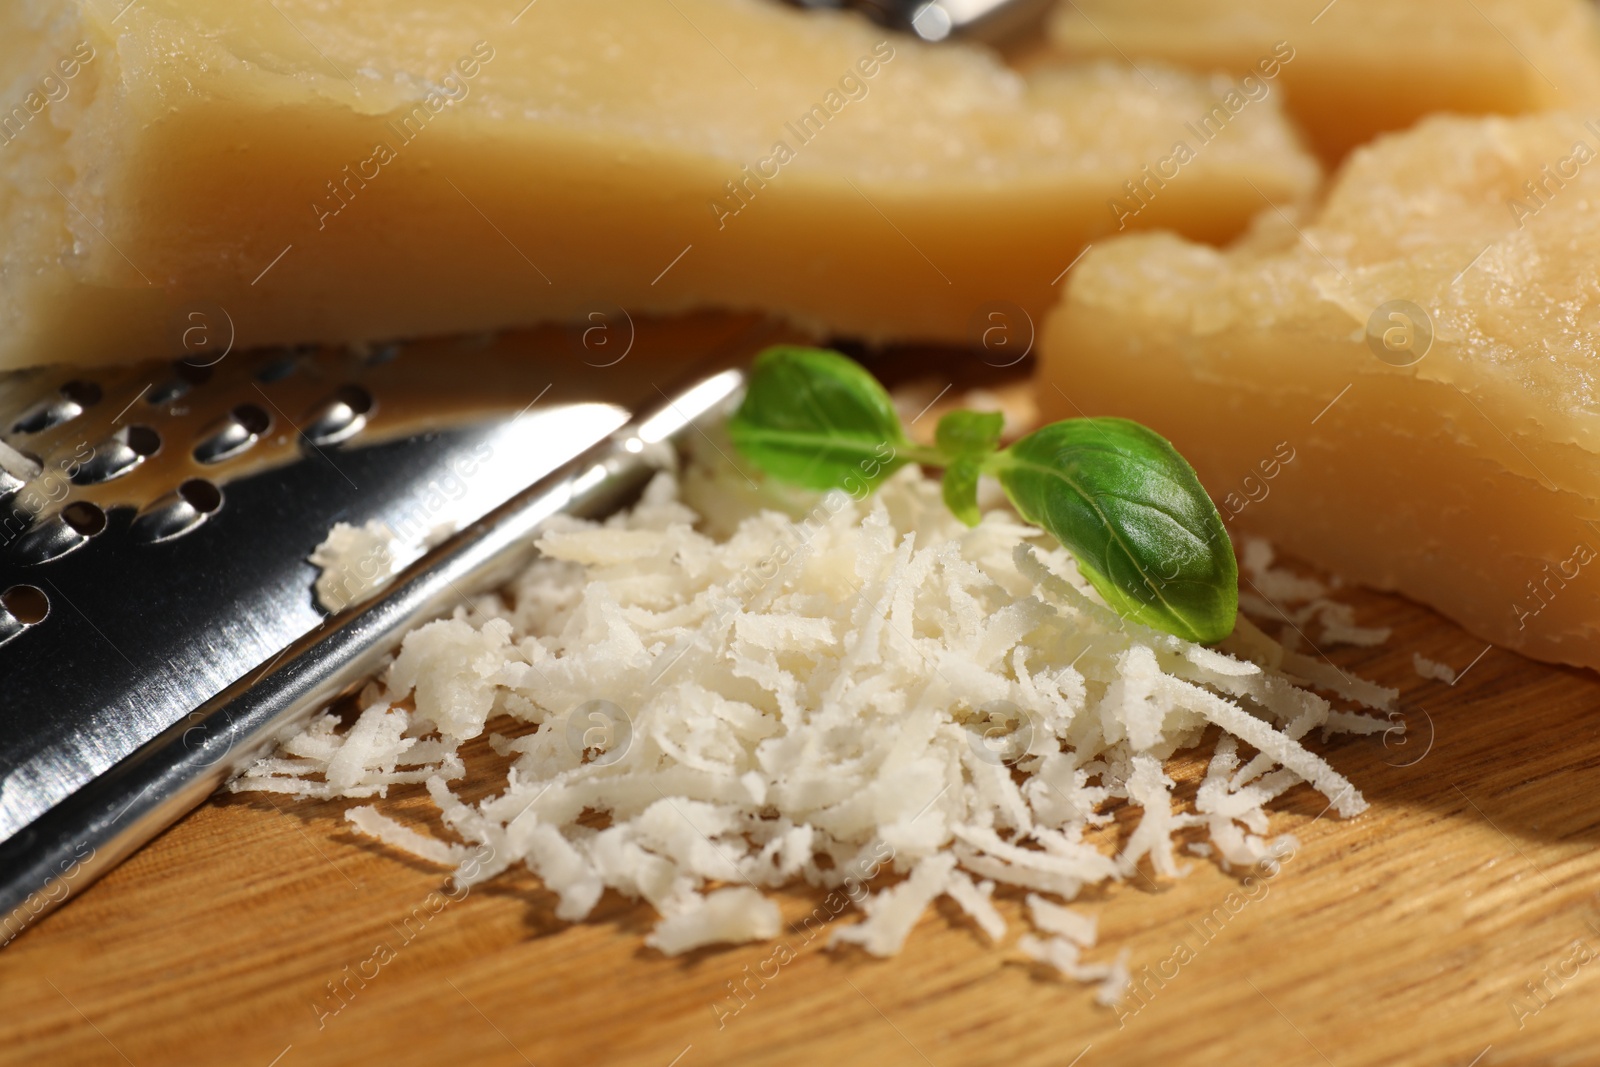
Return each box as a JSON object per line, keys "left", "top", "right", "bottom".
{"left": 1045, "top": 0, "right": 1600, "bottom": 162}
{"left": 1041, "top": 112, "right": 1600, "bottom": 669}
{"left": 0, "top": 0, "right": 1319, "bottom": 369}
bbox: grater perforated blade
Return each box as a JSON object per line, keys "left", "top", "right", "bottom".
{"left": 0, "top": 314, "right": 794, "bottom": 941}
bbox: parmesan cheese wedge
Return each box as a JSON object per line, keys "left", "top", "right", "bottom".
{"left": 1040, "top": 111, "right": 1600, "bottom": 670}
{"left": 0, "top": 0, "right": 1319, "bottom": 369}
{"left": 1045, "top": 0, "right": 1600, "bottom": 163}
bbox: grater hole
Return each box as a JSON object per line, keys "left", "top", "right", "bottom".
{"left": 194, "top": 404, "right": 271, "bottom": 464}
{"left": 59, "top": 380, "right": 102, "bottom": 408}
{"left": 2, "top": 584, "right": 49, "bottom": 625}
{"left": 178, "top": 478, "right": 222, "bottom": 514}
{"left": 12, "top": 412, "right": 48, "bottom": 435}
{"left": 146, "top": 381, "right": 186, "bottom": 406}
{"left": 150, "top": 361, "right": 213, "bottom": 405}
{"left": 256, "top": 356, "right": 298, "bottom": 383}
{"left": 125, "top": 425, "right": 162, "bottom": 457}
{"left": 334, "top": 384, "right": 374, "bottom": 418}
{"left": 61, "top": 501, "right": 106, "bottom": 537}
{"left": 234, "top": 403, "right": 271, "bottom": 436}
{"left": 302, "top": 384, "right": 376, "bottom": 446}
{"left": 257, "top": 346, "right": 314, "bottom": 384}
{"left": 14, "top": 379, "right": 102, "bottom": 434}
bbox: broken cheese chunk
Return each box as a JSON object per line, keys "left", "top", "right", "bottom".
{"left": 1041, "top": 112, "right": 1600, "bottom": 669}
{"left": 1046, "top": 0, "right": 1600, "bottom": 162}
{"left": 0, "top": 0, "right": 1319, "bottom": 369}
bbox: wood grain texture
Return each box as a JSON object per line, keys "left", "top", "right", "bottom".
{"left": 5, "top": 572, "right": 1600, "bottom": 1067}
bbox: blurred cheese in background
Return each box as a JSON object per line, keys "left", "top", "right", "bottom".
{"left": 0, "top": 0, "right": 1321, "bottom": 370}
{"left": 1044, "top": 0, "right": 1600, "bottom": 162}
{"left": 1040, "top": 111, "right": 1600, "bottom": 669}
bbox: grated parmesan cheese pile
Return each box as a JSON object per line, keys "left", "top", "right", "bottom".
{"left": 236, "top": 461, "right": 1395, "bottom": 1001}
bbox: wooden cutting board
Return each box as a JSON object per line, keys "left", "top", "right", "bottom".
{"left": 4, "top": 561, "right": 1600, "bottom": 1067}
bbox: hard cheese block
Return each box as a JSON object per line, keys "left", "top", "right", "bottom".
{"left": 0, "top": 0, "right": 1319, "bottom": 370}
{"left": 1046, "top": 0, "right": 1600, "bottom": 162}
{"left": 1041, "top": 111, "right": 1600, "bottom": 669}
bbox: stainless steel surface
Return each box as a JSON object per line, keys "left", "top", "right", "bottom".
{"left": 74, "top": 425, "right": 162, "bottom": 486}
{"left": 10, "top": 506, "right": 100, "bottom": 566}
{"left": 783, "top": 0, "right": 1048, "bottom": 42}
{"left": 0, "top": 441, "right": 41, "bottom": 504}
{"left": 12, "top": 381, "right": 99, "bottom": 436}
{"left": 0, "top": 316, "right": 784, "bottom": 941}
{"left": 129, "top": 479, "right": 224, "bottom": 544}
{"left": 193, "top": 403, "right": 272, "bottom": 464}
{"left": 302, "top": 385, "right": 374, "bottom": 446}
{"left": 0, "top": 591, "right": 31, "bottom": 648}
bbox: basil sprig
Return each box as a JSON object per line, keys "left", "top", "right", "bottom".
{"left": 727, "top": 346, "right": 1238, "bottom": 643}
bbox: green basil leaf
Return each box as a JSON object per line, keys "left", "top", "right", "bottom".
{"left": 935, "top": 410, "right": 1005, "bottom": 459}
{"left": 727, "top": 346, "right": 911, "bottom": 492}
{"left": 942, "top": 456, "right": 984, "bottom": 527}
{"left": 988, "top": 417, "right": 1237, "bottom": 643}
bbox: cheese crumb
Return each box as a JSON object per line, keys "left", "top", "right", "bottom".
{"left": 1019, "top": 936, "right": 1131, "bottom": 1005}
{"left": 947, "top": 872, "right": 1007, "bottom": 943}
{"left": 1412, "top": 653, "right": 1457, "bottom": 684}
{"left": 1026, "top": 894, "right": 1096, "bottom": 947}
{"left": 1238, "top": 537, "right": 1391, "bottom": 649}
{"left": 310, "top": 520, "right": 404, "bottom": 613}
{"left": 645, "top": 887, "right": 782, "bottom": 955}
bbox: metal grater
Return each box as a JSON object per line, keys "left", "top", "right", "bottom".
{"left": 0, "top": 314, "right": 796, "bottom": 938}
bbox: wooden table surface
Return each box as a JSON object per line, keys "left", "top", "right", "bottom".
{"left": 4, "top": 556, "right": 1600, "bottom": 1067}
